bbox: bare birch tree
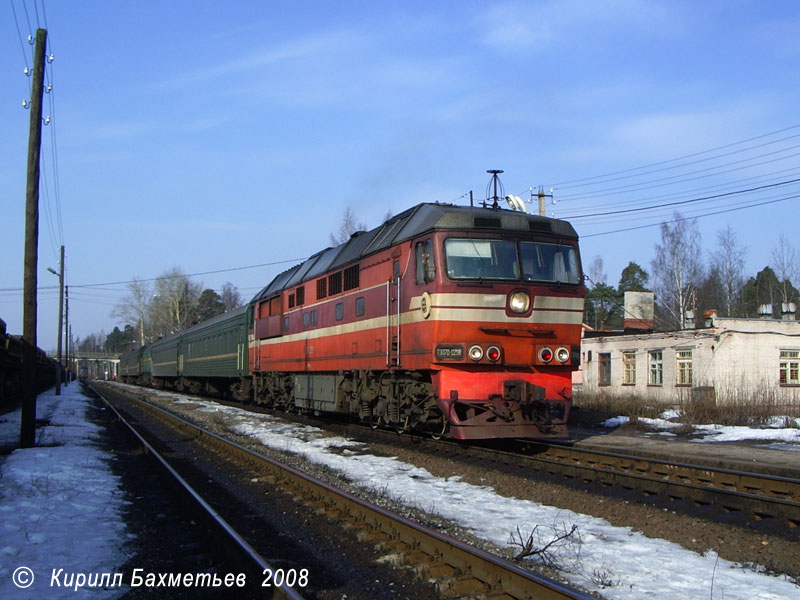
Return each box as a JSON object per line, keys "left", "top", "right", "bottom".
{"left": 329, "top": 207, "right": 367, "bottom": 246}
{"left": 149, "top": 268, "right": 203, "bottom": 338}
{"left": 771, "top": 234, "right": 800, "bottom": 306}
{"left": 711, "top": 225, "right": 746, "bottom": 317}
{"left": 111, "top": 277, "right": 151, "bottom": 347}
{"left": 651, "top": 212, "right": 703, "bottom": 329}
{"left": 220, "top": 282, "right": 243, "bottom": 311}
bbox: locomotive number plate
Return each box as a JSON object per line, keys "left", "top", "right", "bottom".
{"left": 435, "top": 345, "right": 464, "bottom": 360}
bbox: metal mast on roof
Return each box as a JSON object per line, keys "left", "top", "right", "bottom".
{"left": 485, "top": 169, "right": 504, "bottom": 209}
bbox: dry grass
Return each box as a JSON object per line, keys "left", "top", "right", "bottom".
{"left": 574, "top": 384, "right": 800, "bottom": 428}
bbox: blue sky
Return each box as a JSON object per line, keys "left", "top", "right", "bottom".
{"left": 2, "top": 0, "right": 800, "bottom": 351}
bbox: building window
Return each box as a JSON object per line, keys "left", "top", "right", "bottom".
{"left": 598, "top": 353, "right": 611, "bottom": 387}
{"left": 355, "top": 297, "right": 365, "bottom": 316}
{"left": 648, "top": 350, "right": 663, "bottom": 386}
{"left": 622, "top": 351, "right": 636, "bottom": 385}
{"left": 780, "top": 350, "right": 800, "bottom": 385}
{"left": 676, "top": 349, "right": 693, "bottom": 386}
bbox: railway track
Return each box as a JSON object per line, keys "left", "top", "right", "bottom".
{"left": 91, "top": 382, "right": 595, "bottom": 600}
{"left": 514, "top": 441, "right": 800, "bottom": 531}
{"left": 93, "top": 384, "right": 306, "bottom": 599}
{"left": 335, "top": 423, "right": 800, "bottom": 537}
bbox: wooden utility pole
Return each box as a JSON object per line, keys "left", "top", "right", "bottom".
{"left": 51, "top": 245, "right": 64, "bottom": 395}
{"left": 65, "top": 285, "right": 70, "bottom": 385}
{"left": 21, "top": 28, "right": 47, "bottom": 448}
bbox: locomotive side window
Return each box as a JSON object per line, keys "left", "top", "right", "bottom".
{"left": 336, "top": 302, "right": 344, "bottom": 321}
{"left": 415, "top": 239, "right": 435, "bottom": 284}
{"left": 520, "top": 242, "right": 580, "bottom": 284}
{"left": 444, "top": 239, "right": 518, "bottom": 280}
{"left": 269, "top": 295, "right": 281, "bottom": 316}
{"left": 329, "top": 272, "right": 343, "bottom": 295}
{"left": 355, "top": 297, "right": 365, "bottom": 316}
{"left": 344, "top": 265, "right": 360, "bottom": 291}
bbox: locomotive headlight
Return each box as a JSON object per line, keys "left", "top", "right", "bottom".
{"left": 468, "top": 345, "right": 484, "bottom": 361}
{"left": 538, "top": 347, "right": 553, "bottom": 363}
{"left": 508, "top": 291, "right": 531, "bottom": 314}
{"left": 555, "top": 347, "right": 570, "bottom": 363}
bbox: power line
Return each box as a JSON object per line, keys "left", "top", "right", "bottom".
{"left": 9, "top": 0, "right": 31, "bottom": 71}
{"left": 565, "top": 177, "right": 800, "bottom": 220}
{"left": 558, "top": 164, "right": 800, "bottom": 215}
{"left": 548, "top": 124, "right": 800, "bottom": 189}
{"left": 581, "top": 193, "right": 799, "bottom": 238}
{"left": 555, "top": 145, "right": 800, "bottom": 202}
{"left": 0, "top": 258, "right": 307, "bottom": 292}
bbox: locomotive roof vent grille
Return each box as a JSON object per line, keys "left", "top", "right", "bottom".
{"left": 474, "top": 217, "right": 502, "bottom": 228}
{"left": 529, "top": 221, "right": 552, "bottom": 233}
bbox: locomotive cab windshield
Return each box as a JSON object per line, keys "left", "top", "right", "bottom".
{"left": 444, "top": 238, "right": 581, "bottom": 284}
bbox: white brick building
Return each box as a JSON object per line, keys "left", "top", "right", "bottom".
{"left": 579, "top": 317, "right": 800, "bottom": 406}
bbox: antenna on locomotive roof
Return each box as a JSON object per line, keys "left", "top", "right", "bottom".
{"left": 485, "top": 169, "right": 504, "bottom": 210}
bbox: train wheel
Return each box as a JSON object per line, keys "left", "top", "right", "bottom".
{"left": 424, "top": 406, "right": 447, "bottom": 440}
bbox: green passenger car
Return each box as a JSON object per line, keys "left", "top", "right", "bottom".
{"left": 182, "top": 306, "right": 249, "bottom": 380}
{"left": 149, "top": 306, "right": 249, "bottom": 399}
{"left": 119, "top": 345, "right": 153, "bottom": 385}
{"left": 150, "top": 331, "right": 182, "bottom": 381}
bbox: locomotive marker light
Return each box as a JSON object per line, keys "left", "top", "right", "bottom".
{"left": 486, "top": 346, "right": 501, "bottom": 362}
{"left": 508, "top": 290, "right": 531, "bottom": 314}
{"left": 538, "top": 347, "right": 553, "bottom": 363}
{"left": 468, "top": 345, "right": 484, "bottom": 361}
{"left": 555, "top": 347, "right": 570, "bottom": 363}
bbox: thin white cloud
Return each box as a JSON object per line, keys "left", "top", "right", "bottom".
{"left": 156, "top": 29, "right": 374, "bottom": 90}
{"left": 479, "top": 0, "right": 682, "bottom": 52}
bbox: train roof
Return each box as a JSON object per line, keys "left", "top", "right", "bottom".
{"left": 252, "top": 202, "right": 579, "bottom": 303}
{"left": 148, "top": 305, "right": 248, "bottom": 350}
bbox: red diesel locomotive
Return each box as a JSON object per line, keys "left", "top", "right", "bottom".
{"left": 249, "top": 201, "right": 584, "bottom": 440}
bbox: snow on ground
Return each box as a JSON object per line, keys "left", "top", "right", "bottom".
{"left": 162, "top": 393, "right": 800, "bottom": 600}
{"left": 0, "top": 387, "right": 129, "bottom": 599}
{"left": 601, "top": 414, "right": 800, "bottom": 445}
{"left": 2, "top": 384, "right": 798, "bottom": 599}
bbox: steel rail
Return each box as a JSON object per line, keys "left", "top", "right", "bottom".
{"left": 92, "top": 384, "right": 306, "bottom": 600}
{"left": 522, "top": 442, "right": 800, "bottom": 527}
{"left": 97, "top": 383, "right": 594, "bottom": 600}
{"left": 286, "top": 415, "right": 800, "bottom": 533}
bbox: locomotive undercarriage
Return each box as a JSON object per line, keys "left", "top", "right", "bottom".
{"left": 150, "top": 375, "right": 251, "bottom": 403}
{"left": 436, "top": 375, "right": 570, "bottom": 440}
{"left": 253, "top": 369, "right": 445, "bottom": 436}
